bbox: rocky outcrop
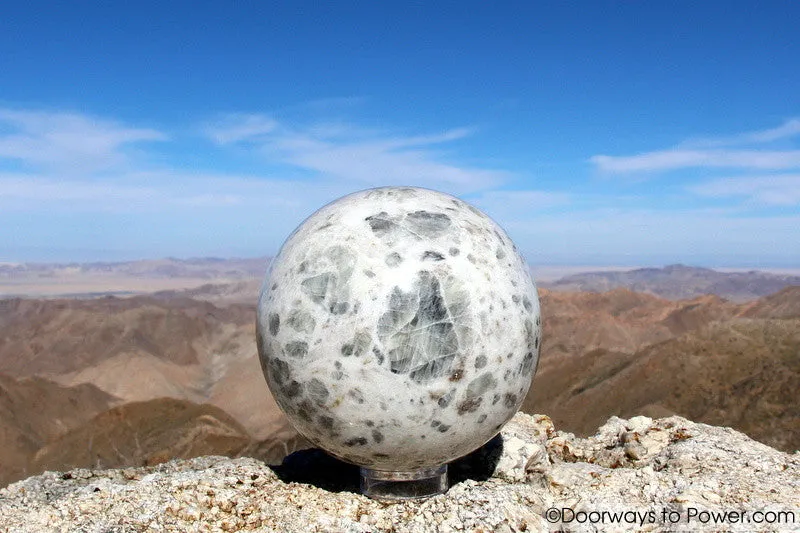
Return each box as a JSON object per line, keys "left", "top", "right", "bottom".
{"left": 1, "top": 413, "right": 797, "bottom": 532}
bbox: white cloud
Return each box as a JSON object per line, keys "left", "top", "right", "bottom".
{"left": 0, "top": 107, "right": 510, "bottom": 221}
{"left": 591, "top": 149, "right": 800, "bottom": 173}
{"left": 0, "top": 169, "right": 356, "bottom": 218}
{"left": 206, "top": 115, "right": 504, "bottom": 193}
{"left": 689, "top": 174, "right": 800, "bottom": 206}
{"left": 11, "top": 105, "right": 795, "bottom": 266}
{"left": 205, "top": 113, "right": 278, "bottom": 144}
{"left": 591, "top": 118, "right": 800, "bottom": 174}
{"left": 687, "top": 117, "right": 800, "bottom": 147}
{"left": 0, "top": 108, "right": 166, "bottom": 173}
{"left": 275, "top": 136, "right": 505, "bottom": 192}
{"left": 738, "top": 118, "right": 800, "bottom": 144}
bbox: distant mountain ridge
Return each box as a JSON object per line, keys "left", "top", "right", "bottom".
{"left": 0, "top": 256, "right": 271, "bottom": 280}
{"left": 4, "top": 258, "right": 798, "bottom": 302}
{"left": 542, "top": 263, "right": 800, "bottom": 301}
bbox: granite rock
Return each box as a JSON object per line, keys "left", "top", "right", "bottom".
{"left": 1, "top": 412, "right": 797, "bottom": 532}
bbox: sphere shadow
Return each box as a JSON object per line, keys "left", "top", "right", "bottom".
{"left": 268, "top": 433, "right": 504, "bottom": 495}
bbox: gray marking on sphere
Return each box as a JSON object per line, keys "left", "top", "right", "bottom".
{"left": 522, "top": 296, "right": 533, "bottom": 312}
{"left": 270, "top": 358, "right": 290, "bottom": 384}
{"left": 437, "top": 389, "right": 455, "bottom": 408}
{"left": 268, "top": 313, "right": 280, "bottom": 336}
{"left": 504, "top": 393, "right": 518, "bottom": 408}
{"left": 385, "top": 252, "right": 403, "bottom": 267}
{"left": 284, "top": 380, "right": 302, "bottom": 398}
{"left": 466, "top": 372, "right": 498, "bottom": 400}
{"left": 377, "top": 271, "right": 464, "bottom": 384}
{"left": 341, "top": 329, "right": 372, "bottom": 357}
{"left": 284, "top": 341, "right": 308, "bottom": 359}
{"left": 348, "top": 388, "right": 365, "bottom": 404}
{"left": 286, "top": 309, "right": 316, "bottom": 334}
{"left": 307, "top": 378, "right": 329, "bottom": 406}
{"left": 404, "top": 211, "right": 451, "bottom": 237}
{"left": 421, "top": 250, "right": 445, "bottom": 262}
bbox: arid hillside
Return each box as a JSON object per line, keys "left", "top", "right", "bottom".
{"left": 523, "top": 316, "right": 800, "bottom": 451}
{"left": 0, "top": 296, "right": 285, "bottom": 440}
{"left": 0, "top": 376, "right": 310, "bottom": 487}
{"left": 523, "top": 286, "right": 800, "bottom": 451}
{"left": 0, "top": 375, "right": 117, "bottom": 484}
{"left": 30, "top": 398, "right": 310, "bottom": 478}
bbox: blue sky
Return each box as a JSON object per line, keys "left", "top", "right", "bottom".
{"left": 0, "top": 2, "right": 798, "bottom": 267}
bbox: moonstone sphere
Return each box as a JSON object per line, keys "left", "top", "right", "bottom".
{"left": 256, "top": 186, "right": 540, "bottom": 471}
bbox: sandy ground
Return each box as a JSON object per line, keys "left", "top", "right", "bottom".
{"left": 0, "top": 276, "right": 248, "bottom": 298}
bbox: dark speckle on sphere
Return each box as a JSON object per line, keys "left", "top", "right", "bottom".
{"left": 421, "top": 250, "right": 445, "bottom": 261}
{"left": 268, "top": 313, "right": 280, "bottom": 336}
{"left": 307, "top": 379, "right": 329, "bottom": 405}
{"left": 284, "top": 341, "right": 308, "bottom": 359}
{"left": 385, "top": 252, "right": 403, "bottom": 267}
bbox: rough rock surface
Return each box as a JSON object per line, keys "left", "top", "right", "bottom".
{"left": 0, "top": 413, "right": 797, "bottom": 532}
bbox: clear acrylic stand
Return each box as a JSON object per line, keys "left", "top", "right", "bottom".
{"left": 360, "top": 465, "right": 448, "bottom": 501}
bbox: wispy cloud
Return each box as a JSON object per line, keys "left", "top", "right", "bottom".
{"left": 686, "top": 118, "right": 800, "bottom": 147}
{"left": 0, "top": 107, "right": 510, "bottom": 220}
{"left": 206, "top": 114, "right": 503, "bottom": 193}
{"left": 689, "top": 174, "right": 800, "bottom": 206}
{"left": 0, "top": 171, "right": 334, "bottom": 213}
{"left": 204, "top": 113, "right": 278, "bottom": 144}
{"left": 591, "top": 149, "right": 800, "bottom": 173}
{"left": 0, "top": 108, "right": 166, "bottom": 174}
{"left": 7, "top": 105, "right": 794, "bottom": 266}
{"left": 591, "top": 118, "right": 800, "bottom": 174}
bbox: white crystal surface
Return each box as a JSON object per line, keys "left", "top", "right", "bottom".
{"left": 257, "top": 187, "right": 540, "bottom": 470}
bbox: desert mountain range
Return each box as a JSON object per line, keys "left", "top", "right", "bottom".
{"left": 541, "top": 263, "right": 800, "bottom": 301}
{"left": 0, "top": 261, "right": 798, "bottom": 487}
{"left": 3, "top": 259, "right": 799, "bottom": 301}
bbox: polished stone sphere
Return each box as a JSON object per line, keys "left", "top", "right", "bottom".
{"left": 256, "top": 187, "right": 540, "bottom": 472}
